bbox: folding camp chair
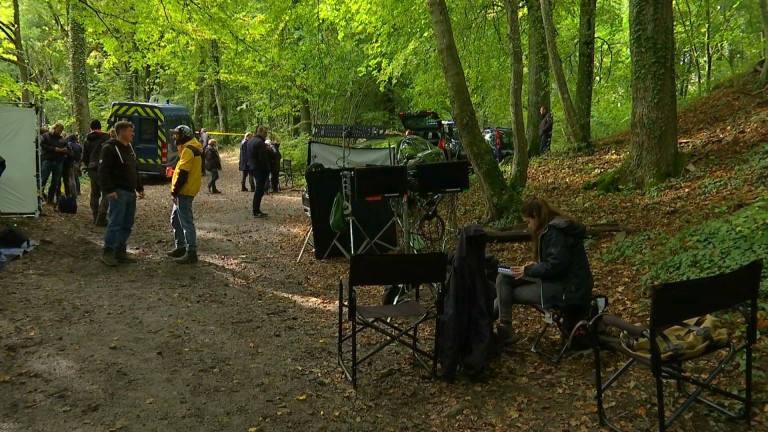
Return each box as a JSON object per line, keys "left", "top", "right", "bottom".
{"left": 337, "top": 252, "right": 447, "bottom": 387}
{"left": 530, "top": 294, "right": 608, "bottom": 363}
{"left": 591, "top": 260, "right": 762, "bottom": 431}
{"left": 280, "top": 159, "right": 294, "bottom": 188}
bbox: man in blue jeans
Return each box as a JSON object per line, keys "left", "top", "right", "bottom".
{"left": 166, "top": 125, "right": 203, "bottom": 264}
{"left": 98, "top": 121, "right": 145, "bottom": 266}
{"left": 39, "top": 123, "right": 69, "bottom": 204}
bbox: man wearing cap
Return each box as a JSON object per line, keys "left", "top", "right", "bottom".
{"left": 167, "top": 125, "right": 203, "bottom": 264}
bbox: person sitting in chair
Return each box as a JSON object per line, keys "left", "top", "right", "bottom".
{"left": 495, "top": 196, "right": 593, "bottom": 345}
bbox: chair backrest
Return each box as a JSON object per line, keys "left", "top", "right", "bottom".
{"left": 349, "top": 253, "right": 447, "bottom": 287}
{"left": 283, "top": 159, "right": 292, "bottom": 169}
{"left": 649, "top": 260, "right": 762, "bottom": 330}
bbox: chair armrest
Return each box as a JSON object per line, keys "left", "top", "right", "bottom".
{"left": 594, "top": 313, "right": 648, "bottom": 339}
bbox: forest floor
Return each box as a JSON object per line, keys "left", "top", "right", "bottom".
{"left": 1, "top": 72, "right": 768, "bottom": 432}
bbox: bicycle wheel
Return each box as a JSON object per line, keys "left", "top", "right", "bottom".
{"left": 416, "top": 210, "right": 445, "bottom": 250}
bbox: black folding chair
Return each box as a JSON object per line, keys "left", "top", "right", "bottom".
{"left": 337, "top": 253, "right": 447, "bottom": 387}
{"left": 281, "top": 158, "right": 294, "bottom": 188}
{"left": 591, "top": 260, "right": 762, "bottom": 431}
{"left": 530, "top": 294, "right": 608, "bottom": 362}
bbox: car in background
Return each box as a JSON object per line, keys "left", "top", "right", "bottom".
{"left": 398, "top": 111, "right": 465, "bottom": 160}
{"left": 395, "top": 135, "right": 446, "bottom": 169}
{"left": 483, "top": 127, "right": 514, "bottom": 162}
{"left": 441, "top": 120, "right": 466, "bottom": 160}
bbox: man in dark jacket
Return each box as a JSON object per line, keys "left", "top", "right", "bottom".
{"left": 98, "top": 121, "right": 145, "bottom": 266}
{"left": 239, "top": 132, "right": 254, "bottom": 192}
{"left": 39, "top": 123, "right": 69, "bottom": 204}
{"left": 247, "top": 126, "right": 270, "bottom": 218}
{"left": 539, "top": 106, "right": 553, "bottom": 154}
{"left": 82, "top": 120, "right": 111, "bottom": 225}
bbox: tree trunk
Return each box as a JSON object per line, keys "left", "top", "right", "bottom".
{"left": 539, "top": 0, "right": 584, "bottom": 145}
{"left": 426, "top": 0, "right": 511, "bottom": 221}
{"left": 575, "top": 0, "right": 596, "bottom": 147}
{"left": 526, "top": 0, "right": 550, "bottom": 157}
{"left": 505, "top": 0, "right": 528, "bottom": 191}
{"left": 625, "top": 0, "right": 678, "bottom": 188}
{"left": 67, "top": 0, "right": 90, "bottom": 138}
{"left": 760, "top": 0, "right": 768, "bottom": 84}
{"left": 193, "top": 75, "right": 204, "bottom": 129}
{"left": 211, "top": 40, "right": 228, "bottom": 132}
{"left": 300, "top": 96, "right": 312, "bottom": 135}
{"left": 11, "top": 0, "right": 31, "bottom": 103}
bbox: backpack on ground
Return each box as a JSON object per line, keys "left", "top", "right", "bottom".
{"left": 57, "top": 196, "right": 77, "bottom": 214}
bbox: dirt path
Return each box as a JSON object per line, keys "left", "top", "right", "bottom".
{"left": 0, "top": 150, "right": 761, "bottom": 431}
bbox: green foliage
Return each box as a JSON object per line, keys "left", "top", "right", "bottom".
{"left": 735, "top": 142, "right": 768, "bottom": 182}
{"left": 279, "top": 133, "right": 310, "bottom": 186}
{"left": 601, "top": 231, "right": 659, "bottom": 263}
{"left": 582, "top": 163, "right": 624, "bottom": 193}
{"left": 638, "top": 197, "right": 768, "bottom": 296}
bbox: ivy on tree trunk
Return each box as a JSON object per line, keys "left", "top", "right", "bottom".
{"left": 505, "top": 0, "right": 529, "bottom": 193}
{"left": 68, "top": 0, "right": 90, "bottom": 139}
{"left": 426, "top": 0, "right": 512, "bottom": 221}
{"left": 626, "top": 0, "right": 678, "bottom": 188}
{"left": 526, "top": 0, "right": 550, "bottom": 157}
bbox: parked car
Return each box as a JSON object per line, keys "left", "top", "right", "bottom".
{"left": 395, "top": 135, "right": 446, "bottom": 169}
{"left": 441, "top": 120, "right": 466, "bottom": 160}
{"left": 398, "top": 111, "right": 465, "bottom": 160}
{"left": 483, "top": 127, "right": 514, "bottom": 162}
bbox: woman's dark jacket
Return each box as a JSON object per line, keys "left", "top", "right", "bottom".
{"left": 238, "top": 138, "right": 248, "bottom": 172}
{"left": 523, "top": 216, "right": 593, "bottom": 306}
{"left": 204, "top": 146, "right": 222, "bottom": 171}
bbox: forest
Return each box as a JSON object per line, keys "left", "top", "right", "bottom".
{"left": 2, "top": 0, "right": 767, "bottom": 212}
{"left": 2, "top": 1, "right": 768, "bottom": 431}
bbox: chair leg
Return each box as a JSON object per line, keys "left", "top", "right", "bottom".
{"left": 351, "top": 317, "right": 358, "bottom": 388}
{"left": 656, "top": 373, "right": 666, "bottom": 432}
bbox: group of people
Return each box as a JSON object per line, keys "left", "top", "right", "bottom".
{"left": 238, "top": 128, "right": 282, "bottom": 218}
{"left": 89, "top": 120, "right": 281, "bottom": 267}
{"left": 92, "top": 121, "right": 203, "bottom": 266}
{"left": 39, "top": 123, "right": 85, "bottom": 205}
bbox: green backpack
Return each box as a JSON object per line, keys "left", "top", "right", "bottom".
{"left": 330, "top": 193, "right": 347, "bottom": 233}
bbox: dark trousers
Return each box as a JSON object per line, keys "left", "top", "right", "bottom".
{"left": 270, "top": 169, "right": 280, "bottom": 193}
{"left": 251, "top": 169, "right": 269, "bottom": 215}
{"left": 207, "top": 169, "right": 219, "bottom": 191}
{"left": 88, "top": 169, "right": 109, "bottom": 220}
{"left": 539, "top": 134, "right": 551, "bottom": 154}
{"left": 241, "top": 170, "right": 255, "bottom": 191}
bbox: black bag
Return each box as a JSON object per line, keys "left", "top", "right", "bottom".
{"left": 0, "top": 225, "right": 29, "bottom": 248}
{"left": 57, "top": 196, "right": 77, "bottom": 214}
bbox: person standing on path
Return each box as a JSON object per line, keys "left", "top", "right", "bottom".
{"left": 199, "top": 128, "right": 209, "bottom": 177}
{"left": 39, "top": 123, "right": 69, "bottom": 205}
{"left": 247, "top": 126, "right": 270, "bottom": 218}
{"left": 167, "top": 125, "right": 203, "bottom": 264}
{"left": 239, "top": 132, "right": 254, "bottom": 192}
{"left": 539, "top": 106, "right": 553, "bottom": 155}
{"left": 98, "top": 121, "right": 145, "bottom": 266}
{"left": 204, "top": 139, "right": 222, "bottom": 194}
{"left": 83, "top": 120, "right": 111, "bottom": 225}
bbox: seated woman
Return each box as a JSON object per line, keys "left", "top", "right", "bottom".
{"left": 496, "top": 196, "right": 593, "bottom": 344}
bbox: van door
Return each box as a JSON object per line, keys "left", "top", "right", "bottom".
{"left": 135, "top": 116, "right": 162, "bottom": 168}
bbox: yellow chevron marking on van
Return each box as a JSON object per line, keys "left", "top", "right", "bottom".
{"left": 118, "top": 105, "right": 130, "bottom": 115}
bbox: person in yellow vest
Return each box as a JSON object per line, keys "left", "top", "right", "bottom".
{"left": 167, "top": 125, "right": 203, "bottom": 264}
